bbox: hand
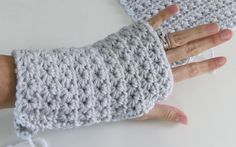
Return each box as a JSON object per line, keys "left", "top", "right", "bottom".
{"left": 137, "top": 4, "right": 233, "bottom": 124}
{"left": 0, "top": 5, "right": 233, "bottom": 124}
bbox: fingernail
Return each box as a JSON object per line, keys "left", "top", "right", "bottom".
{"left": 176, "top": 115, "right": 188, "bottom": 125}
{"left": 207, "top": 23, "right": 219, "bottom": 33}
{"left": 167, "top": 4, "right": 179, "bottom": 13}
{"left": 216, "top": 57, "right": 226, "bottom": 66}
{"left": 220, "top": 30, "right": 232, "bottom": 40}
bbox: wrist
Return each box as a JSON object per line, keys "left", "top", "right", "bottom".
{"left": 0, "top": 55, "right": 16, "bottom": 109}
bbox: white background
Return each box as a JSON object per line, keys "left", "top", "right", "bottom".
{"left": 0, "top": 0, "right": 235, "bottom": 147}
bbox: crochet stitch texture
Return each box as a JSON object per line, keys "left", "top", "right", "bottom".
{"left": 12, "top": 20, "right": 173, "bottom": 139}
{"left": 120, "top": 0, "right": 236, "bottom": 66}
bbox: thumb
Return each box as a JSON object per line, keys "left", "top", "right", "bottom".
{"left": 137, "top": 103, "right": 188, "bottom": 125}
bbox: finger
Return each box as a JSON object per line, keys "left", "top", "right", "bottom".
{"left": 137, "top": 103, "right": 188, "bottom": 125}
{"left": 167, "top": 29, "right": 233, "bottom": 64}
{"left": 149, "top": 4, "right": 179, "bottom": 30}
{"left": 168, "top": 23, "right": 220, "bottom": 48}
{"left": 173, "top": 57, "right": 227, "bottom": 82}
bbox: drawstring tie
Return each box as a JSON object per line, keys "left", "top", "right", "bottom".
{"left": 6, "top": 137, "right": 48, "bottom": 147}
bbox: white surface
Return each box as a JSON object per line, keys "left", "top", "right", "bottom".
{"left": 0, "top": 0, "right": 236, "bottom": 147}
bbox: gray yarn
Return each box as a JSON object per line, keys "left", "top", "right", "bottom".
{"left": 12, "top": 20, "right": 173, "bottom": 139}
{"left": 120, "top": 0, "right": 236, "bottom": 66}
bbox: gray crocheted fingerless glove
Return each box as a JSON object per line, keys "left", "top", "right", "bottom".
{"left": 12, "top": 20, "right": 173, "bottom": 140}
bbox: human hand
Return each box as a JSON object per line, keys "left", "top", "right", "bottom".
{"left": 137, "top": 4, "right": 233, "bottom": 124}
{"left": 0, "top": 5, "right": 233, "bottom": 125}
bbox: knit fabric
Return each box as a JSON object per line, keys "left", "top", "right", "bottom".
{"left": 120, "top": 0, "right": 236, "bottom": 66}
{"left": 12, "top": 20, "right": 173, "bottom": 140}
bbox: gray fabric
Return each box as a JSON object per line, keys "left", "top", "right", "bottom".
{"left": 120, "top": 0, "right": 236, "bottom": 66}
{"left": 12, "top": 20, "right": 173, "bottom": 139}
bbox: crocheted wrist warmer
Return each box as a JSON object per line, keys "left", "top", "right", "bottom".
{"left": 12, "top": 20, "right": 174, "bottom": 139}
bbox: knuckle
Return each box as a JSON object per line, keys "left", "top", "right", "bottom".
{"left": 158, "top": 12, "right": 168, "bottom": 23}
{"left": 170, "top": 33, "right": 182, "bottom": 47}
{"left": 165, "top": 110, "right": 177, "bottom": 121}
{"left": 209, "top": 60, "right": 218, "bottom": 70}
{"left": 193, "top": 24, "right": 206, "bottom": 36}
{"left": 194, "top": 26, "right": 203, "bottom": 35}
{"left": 182, "top": 44, "right": 190, "bottom": 56}
{"left": 187, "top": 63, "right": 200, "bottom": 77}
{"left": 211, "top": 35, "right": 221, "bottom": 45}
{"left": 186, "top": 42, "right": 199, "bottom": 56}
{"left": 151, "top": 13, "right": 166, "bottom": 28}
{"left": 159, "top": 11, "right": 165, "bottom": 18}
{"left": 160, "top": 8, "right": 170, "bottom": 17}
